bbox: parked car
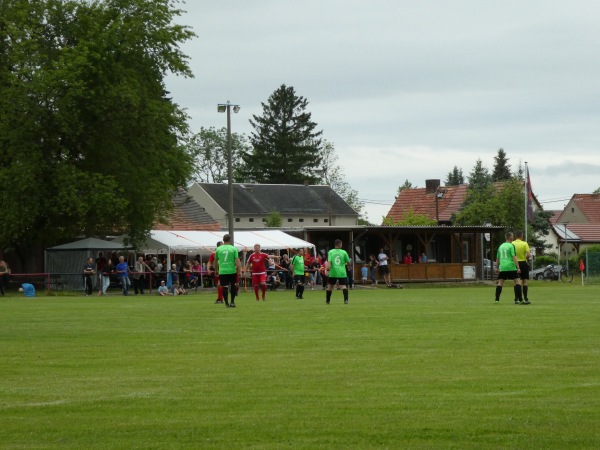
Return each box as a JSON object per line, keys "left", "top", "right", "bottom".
{"left": 530, "top": 264, "right": 564, "bottom": 281}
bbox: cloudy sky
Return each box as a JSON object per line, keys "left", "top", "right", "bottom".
{"left": 165, "top": 1, "right": 600, "bottom": 223}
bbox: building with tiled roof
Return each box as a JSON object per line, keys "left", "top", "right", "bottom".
{"left": 551, "top": 194, "right": 600, "bottom": 259}
{"left": 385, "top": 180, "right": 467, "bottom": 225}
{"left": 154, "top": 189, "right": 221, "bottom": 231}
{"left": 557, "top": 194, "right": 600, "bottom": 224}
{"left": 188, "top": 182, "right": 359, "bottom": 230}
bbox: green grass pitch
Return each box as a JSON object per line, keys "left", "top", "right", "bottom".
{"left": 1, "top": 282, "right": 599, "bottom": 449}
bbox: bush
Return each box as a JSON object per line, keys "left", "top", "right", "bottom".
{"left": 533, "top": 255, "right": 556, "bottom": 269}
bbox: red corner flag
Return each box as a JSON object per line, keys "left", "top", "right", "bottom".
{"left": 580, "top": 259, "right": 585, "bottom": 272}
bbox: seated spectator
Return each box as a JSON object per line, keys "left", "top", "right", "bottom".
{"left": 19, "top": 283, "right": 36, "bottom": 297}
{"left": 157, "top": 281, "right": 170, "bottom": 296}
{"left": 403, "top": 252, "right": 413, "bottom": 265}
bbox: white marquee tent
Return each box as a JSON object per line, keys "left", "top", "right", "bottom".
{"left": 114, "top": 229, "right": 314, "bottom": 256}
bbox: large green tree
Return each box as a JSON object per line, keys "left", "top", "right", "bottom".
{"left": 240, "top": 84, "right": 323, "bottom": 184}
{"left": 492, "top": 148, "right": 512, "bottom": 181}
{"left": 0, "top": 0, "right": 195, "bottom": 268}
{"left": 188, "top": 127, "right": 251, "bottom": 184}
{"left": 445, "top": 166, "right": 464, "bottom": 186}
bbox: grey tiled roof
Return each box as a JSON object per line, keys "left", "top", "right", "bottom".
{"left": 198, "top": 183, "right": 358, "bottom": 216}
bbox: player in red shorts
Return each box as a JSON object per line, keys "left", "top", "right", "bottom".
{"left": 207, "top": 241, "right": 224, "bottom": 304}
{"left": 245, "top": 243, "right": 270, "bottom": 301}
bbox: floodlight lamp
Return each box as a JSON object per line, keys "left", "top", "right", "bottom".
{"left": 217, "top": 104, "right": 227, "bottom": 113}
{"left": 233, "top": 105, "right": 241, "bottom": 113}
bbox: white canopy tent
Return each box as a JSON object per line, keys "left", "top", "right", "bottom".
{"left": 114, "top": 230, "right": 315, "bottom": 289}
{"left": 115, "top": 229, "right": 314, "bottom": 254}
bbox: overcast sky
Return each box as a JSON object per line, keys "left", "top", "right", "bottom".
{"left": 165, "top": 0, "right": 600, "bottom": 223}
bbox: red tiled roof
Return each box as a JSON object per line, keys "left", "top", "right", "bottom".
{"left": 564, "top": 223, "right": 600, "bottom": 243}
{"left": 154, "top": 190, "right": 221, "bottom": 231}
{"left": 548, "top": 210, "right": 562, "bottom": 224}
{"left": 385, "top": 184, "right": 468, "bottom": 223}
{"left": 572, "top": 194, "right": 600, "bottom": 223}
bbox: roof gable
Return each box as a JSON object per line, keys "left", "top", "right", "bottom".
{"left": 154, "top": 190, "right": 221, "bottom": 231}
{"left": 572, "top": 194, "right": 600, "bottom": 223}
{"left": 386, "top": 184, "right": 468, "bottom": 223}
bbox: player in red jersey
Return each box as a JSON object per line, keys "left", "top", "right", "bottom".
{"left": 245, "top": 243, "right": 270, "bottom": 301}
{"left": 207, "top": 241, "right": 224, "bottom": 304}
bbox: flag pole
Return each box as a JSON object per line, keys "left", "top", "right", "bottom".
{"left": 524, "top": 161, "right": 528, "bottom": 243}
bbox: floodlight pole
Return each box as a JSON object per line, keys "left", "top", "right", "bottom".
{"left": 218, "top": 101, "right": 240, "bottom": 244}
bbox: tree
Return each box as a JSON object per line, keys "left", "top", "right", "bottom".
{"left": 445, "top": 166, "right": 464, "bottom": 186}
{"left": 318, "top": 141, "right": 364, "bottom": 218}
{"left": 0, "top": 0, "right": 195, "bottom": 268}
{"left": 467, "top": 158, "right": 493, "bottom": 193}
{"left": 383, "top": 208, "right": 436, "bottom": 226}
{"left": 264, "top": 210, "right": 282, "bottom": 228}
{"left": 240, "top": 84, "right": 323, "bottom": 184}
{"left": 492, "top": 148, "right": 512, "bottom": 181}
{"left": 397, "top": 179, "right": 414, "bottom": 195}
{"left": 188, "top": 127, "right": 251, "bottom": 183}
{"left": 593, "top": 187, "right": 600, "bottom": 194}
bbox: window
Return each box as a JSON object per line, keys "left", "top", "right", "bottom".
{"left": 235, "top": 218, "right": 241, "bottom": 223}
{"left": 249, "top": 218, "right": 254, "bottom": 223}
{"left": 324, "top": 219, "right": 328, "bottom": 223}
{"left": 299, "top": 218, "right": 304, "bottom": 223}
{"left": 288, "top": 218, "right": 293, "bottom": 222}
{"left": 313, "top": 218, "right": 319, "bottom": 223}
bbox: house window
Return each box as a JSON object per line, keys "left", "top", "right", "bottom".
{"left": 324, "top": 219, "right": 328, "bottom": 223}
{"left": 288, "top": 218, "right": 293, "bottom": 222}
{"left": 249, "top": 218, "right": 254, "bottom": 223}
{"left": 299, "top": 218, "right": 304, "bottom": 223}
{"left": 313, "top": 218, "right": 319, "bottom": 223}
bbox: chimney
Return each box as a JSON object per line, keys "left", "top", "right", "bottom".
{"left": 425, "top": 179, "right": 440, "bottom": 194}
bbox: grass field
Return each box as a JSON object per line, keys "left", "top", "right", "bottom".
{"left": 1, "top": 282, "right": 599, "bottom": 449}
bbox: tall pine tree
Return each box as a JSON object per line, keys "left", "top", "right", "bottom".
{"left": 240, "top": 84, "right": 323, "bottom": 184}
{"left": 492, "top": 148, "right": 512, "bottom": 181}
{"left": 445, "top": 166, "right": 465, "bottom": 186}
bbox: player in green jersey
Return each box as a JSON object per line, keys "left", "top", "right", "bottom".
{"left": 325, "top": 239, "right": 351, "bottom": 304}
{"left": 215, "top": 234, "right": 242, "bottom": 308}
{"left": 291, "top": 248, "right": 305, "bottom": 299}
{"left": 495, "top": 231, "right": 524, "bottom": 304}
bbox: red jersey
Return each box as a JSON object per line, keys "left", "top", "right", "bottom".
{"left": 247, "top": 252, "right": 269, "bottom": 274}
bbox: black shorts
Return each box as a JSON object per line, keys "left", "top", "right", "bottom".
{"left": 219, "top": 273, "right": 237, "bottom": 287}
{"left": 379, "top": 265, "right": 389, "bottom": 275}
{"left": 327, "top": 276, "right": 347, "bottom": 286}
{"left": 518, "top": 261, "right": 530, "bottom": 280}
{"left": 294, "top": 274, "right": 306, "bottom": 284}
{"left": 498, "top": 270, "right": 519, "bottom": 280}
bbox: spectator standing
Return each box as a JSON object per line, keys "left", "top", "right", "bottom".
{"left": 361, "top": 264, "right": 368, "bottom": 284}
{"left": 133, "top": 256, "right": 152, "bottom": 295}
{"left": 116, "top": 256, "right": 131, "bottom": 296}
{"left": 513, "top": 230, "right": 532, "bottom": 304}
{"left": 368, "top": 255, "right": 378, "bottom": 285}
{"left": 0, "top": 260, "right": 10, "bottom": 295}
{"left": 418, "top": 252, "right": 427, "bottom": 264}
{"left": 215, "top": 234, "right": 242, "bottom": 308}
{"left": 325, "top": 239, "right": 351, "bottom": 304}
{"left": 96, "top": 252, "right": 107, "bottom": 291}
{"left": 83, "top": 257, "right": 95, "bottom": 296}
{"left": 378, "top": 249, "right": 392, "bottom": 287}
{"left": 100, "top": 259, "right": 114, "bottom": 296}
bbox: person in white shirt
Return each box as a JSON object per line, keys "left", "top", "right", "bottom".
{"left": 378, "top": 249, "right": 392, "bottom": 287}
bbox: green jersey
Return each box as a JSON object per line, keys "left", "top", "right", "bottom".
{"left": 328, "top": 248, "right": 350, "bottom": 278}
{"left": 291, "top": 254, "right": 304, "bottom": 275}
{"left": 497, "top": 242, "right": 517, "bottom": 272}
{"left": 215, "top": 244, "right": 239, "bottom": 275}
